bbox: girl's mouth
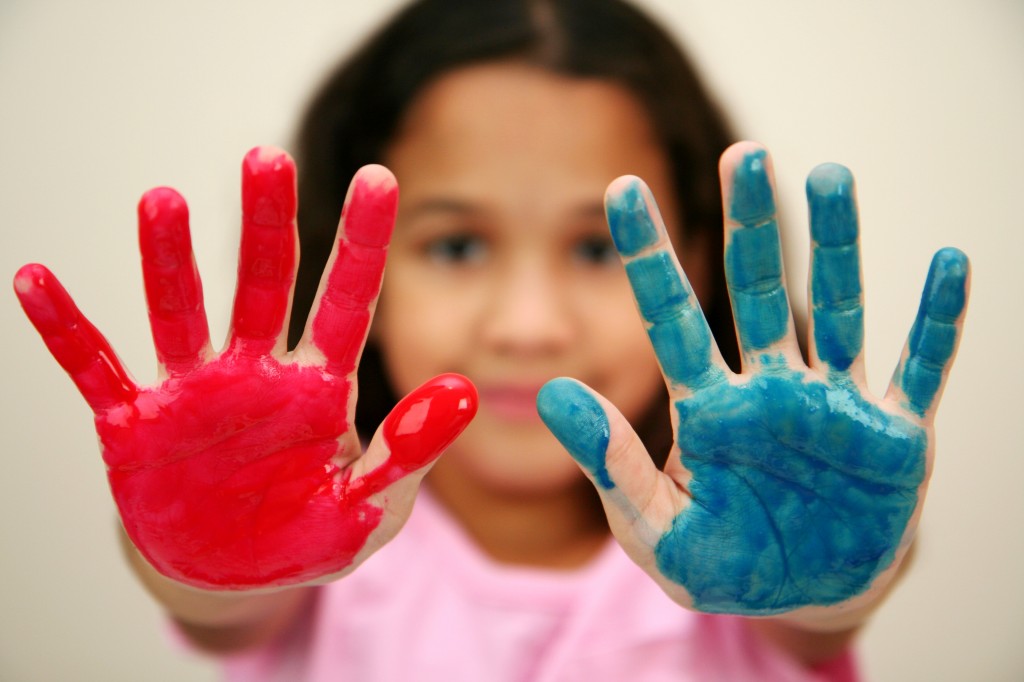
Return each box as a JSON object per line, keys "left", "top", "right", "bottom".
{"left": 476, "top": 385, "right": 546, "bottom": 422}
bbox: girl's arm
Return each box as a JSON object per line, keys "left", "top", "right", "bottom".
{"left": 537, "top": 141, "right": 968, "bottom": 662}
{"left": 750, "top": 543, "right": 914, "bottom": 667}
{"left": 120, "top": 529, "right": 313, "bottom": 654}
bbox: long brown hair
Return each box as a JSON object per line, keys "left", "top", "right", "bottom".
{"left": 289, "top": 0, "right": 739, "bottom": 464}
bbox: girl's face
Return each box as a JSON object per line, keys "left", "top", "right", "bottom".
{"left": 377, "top": 61, "right": 707, "bottom": 498}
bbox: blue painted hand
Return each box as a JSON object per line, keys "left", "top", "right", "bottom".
{"left": 537, "top": 142, "right": 969, "bottom": 618}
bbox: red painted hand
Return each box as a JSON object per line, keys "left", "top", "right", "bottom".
{"left": 14, "top": 148, "right": 477, "bottom": 590}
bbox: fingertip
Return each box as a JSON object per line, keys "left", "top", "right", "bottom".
{"left": 242, "top": 146, "right": 297, "bottom": 226}
{"left": 341, "top": 165, "right": 400, "bottom": 248}
{"left": 138, "top": 186, "right": 187, "bottom": 219}
{"left": 722, "top": 140, "right": 767, "bottom": 162}
{"left": 806, "top": 162, "right": 855, "bottom": 196}
{"left": 14, "top": 263, "right": 48, "bottom": 296}
{"left": 933, "top": 247, "right": 970, "bottom": 276}
{"left": 353, "top": 163, "right": 397, "bottom": 192}
{"left": 924, "top": 247, "right": 970, "bottom": 320}
{"left": 806, "top": 163, "right": 858, "bottom": 246}
{"left": 244, "top": 144, "right": 294, "bottom": 167}
{"left": 421, "top": 372, "right": 479, "bottom": 424}
{"left": 605, "top": 174, "right": 645, "bottom": 198}
{"left": 382, "top": 373, "right": 478, "bottom": 472}
{"left": 537, "top": 378, "right": 614, "bottom": 489}
{"left": 719, "top": 141, "right": 768, "bottom": 180}
{"left": 138, "top": 188, "right": 191, "bottom": 265}
{"left": 13, "top": 263, "right": 65, "bottom": 321}
{"left": 722, "top": 142, "right": 775, "bottom": 225}
{"left": 604, "top": 175, "right": 660, "bottom": 257}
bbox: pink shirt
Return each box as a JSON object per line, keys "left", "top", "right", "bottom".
{"left": 214, "top": 491, "right": 858, "bottom": 681}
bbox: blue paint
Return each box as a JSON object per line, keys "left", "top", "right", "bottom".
{"left": 647, "top": 322, "right": 727, "bottom": 391}
{"left": 728, "top": 149, "right": 776, "bottom": 224}
{"left": 654, "top": 369, "right": 926, "bottom": 615}
{"left": 625, "top": 252, "right": 725, "bottom": 390}
{"left": 807, "top": 163, "right": 863, "bottom": 371}
{"left": 606, "top": 179, "right": 660, "bottom": 257}
{"left": 537, "top": 379, "right": 614, "bottom": 489}
{"left": 626, "top": 251, "right": 687, "bottom": 322}
{"left": 807, "top": 164, "right": 858, "bottom": 244}
{"left": 725, "top": 220, "right": 790, "bottom": 351}
{"left": 726, "top": 149, "right": 790, "bottom": 351}
{"left": 900, "top": 247, "right": 969, "bottom": 416}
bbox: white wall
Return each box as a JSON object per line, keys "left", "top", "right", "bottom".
{"left": 1, "top": 1, "right": 1020, "bottom": 679}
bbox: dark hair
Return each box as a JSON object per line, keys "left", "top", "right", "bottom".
{"left": 289, "top": 0, "right": 738, "bottom": 464}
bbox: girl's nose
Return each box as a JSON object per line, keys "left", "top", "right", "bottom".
{"left": 480, "top": 261, "right": 573, "bottom": 355}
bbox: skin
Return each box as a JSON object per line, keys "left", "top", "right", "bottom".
{"left": 377, "top": 62, "right": 698, "bottom": 568}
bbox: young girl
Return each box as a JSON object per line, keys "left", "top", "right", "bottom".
{"left": 13, "top": 0, "right": 970, "bottom": 680}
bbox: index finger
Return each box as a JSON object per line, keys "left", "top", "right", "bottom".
{"left": 606, "top": 176, "right": 729, "bottom": 396}
{"left": 301, "top": 165, "right": 398, "bottom": 376}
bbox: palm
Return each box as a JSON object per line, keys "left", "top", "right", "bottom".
{"left": 99, "top": 356, "right": 371, "bottom": 589}
{"left": 16, "top": 148, "right": 475, "bottom": 591}
{"left": 539, "top": 142, "right": 969, "bottom": 617}
{"left": 661, "top": 368, "right": 926, "bottom": 614}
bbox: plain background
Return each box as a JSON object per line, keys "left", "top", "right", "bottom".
{"left": 1, "top": 1, "right": 1021, "bottom": 680}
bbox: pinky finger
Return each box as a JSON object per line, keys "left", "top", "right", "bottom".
{"left": 887, "top": 248, "right": 970, "bottom": 420}
{"left": 14, "top": 264, "right": 137, "bottom": 412}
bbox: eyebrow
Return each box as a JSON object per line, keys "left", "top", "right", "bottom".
{"left": 401, "top": 197, "right": 608, "bottom": 222}
{"left": 402, "top": 198, "right": 479, "bottom": 219}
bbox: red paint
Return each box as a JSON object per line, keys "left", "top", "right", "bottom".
{"left": 227, "top": 147, "right": 298, "bottom": 356}
{"left": 311, "top": 167, "right": 397, "bottom": 375}
{"left": 104, "top": 365, "right": 474, "bottom": 590}
{"left": 348, "top": 373, "right": 479, "bottom": 498}
{"left": 102, "top": 356, "right": 358, "bottom": 588}
{"left": 14, "top": 264, "right": 138, "bottom": 411}
{"left": 337, "top": 165, "right": 398, "bottom": 248}
{"left": 14, "top": 149, "right": 478, "bottom": 590}
{"left": 138, "top": 187, "right": 211, "bottom": 373}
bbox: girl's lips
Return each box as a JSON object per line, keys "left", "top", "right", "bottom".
{"left": 476, "top": 385, "right": 545, "bottom": 422}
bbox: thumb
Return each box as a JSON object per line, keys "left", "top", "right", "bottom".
{"left": 537, "top": 378, "right": 679, "bottom": 548}
{"left": 350, "top": 373, "right": 478, "bottom": 499}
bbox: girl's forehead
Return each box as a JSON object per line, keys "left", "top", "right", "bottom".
{"left": 390, "top": 63, "right": 660, "bottom": 162}
{"left": 385, "top": 62, "right": 675, "bottom": 218}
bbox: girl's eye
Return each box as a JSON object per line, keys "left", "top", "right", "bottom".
{"left": 572, "top": 234, "right": 618, "bottom": 266}
{"left": 424, "top": 233, "right": 487, "bottom": 265}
